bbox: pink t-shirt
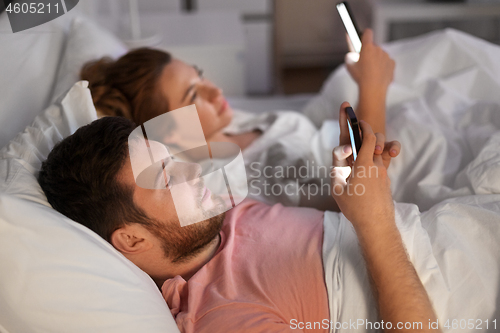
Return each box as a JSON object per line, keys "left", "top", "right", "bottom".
{"left": 162, "top": 199, "right": 329, "bottom": 332}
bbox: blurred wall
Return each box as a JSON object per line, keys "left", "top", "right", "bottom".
{"left": 79, "top": 0, "right": 274, "bottom": 95}
{"left": 275, "top": 0, "right": 371, "bottom": 68}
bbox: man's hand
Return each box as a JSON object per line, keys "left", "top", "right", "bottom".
{"left": 338, "top": 102, "right": 400, "bottom": 171}
{"left": 330, "top": 103, "right": 441, "bottom": 332}
{"left": 331, "top": 102, "right": 397, "bottom": 226}
{"left": 345, "top": 29, "right": 395, "bottom": 93}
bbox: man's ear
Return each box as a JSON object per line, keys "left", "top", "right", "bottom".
{"left": 110, "top": 224, "right": 153, "bottom": 254}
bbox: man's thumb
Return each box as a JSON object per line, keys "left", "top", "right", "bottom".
{"left": 333, "top": 144, "right": 352, "bottom": 167}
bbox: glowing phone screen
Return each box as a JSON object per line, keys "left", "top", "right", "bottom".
{"left": 337, "top": 2, "right": 362, "bottom": 53}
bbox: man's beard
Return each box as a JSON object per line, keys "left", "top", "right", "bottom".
{"left": 139, "top": 166, "right": 232, "bottom": 263}
{"left": 146, "top": 195, "right": 227, "bottom": 264}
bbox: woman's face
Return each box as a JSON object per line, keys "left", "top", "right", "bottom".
{"left": 158, "top": 59, "right": 234, "bottom": 139}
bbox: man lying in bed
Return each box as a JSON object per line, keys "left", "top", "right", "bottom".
{"left": 38, "top": 103, "right": 440, "bottom": 333}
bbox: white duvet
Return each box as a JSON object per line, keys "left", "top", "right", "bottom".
{"left": 318, "top": 29, "right": 500, "bottom": 332}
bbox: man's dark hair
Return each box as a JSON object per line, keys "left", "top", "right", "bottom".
{"left": 38, "top": 116, "right": 151, "bottom": 242}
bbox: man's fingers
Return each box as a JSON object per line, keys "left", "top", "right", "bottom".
{"left": 380, "top": 140, "right": 402, "bottom": 169}
{"left": 332, "top": 144, "right": 352, "bottom": 167}
{"left": 338, "top": 102, "right": 351, "bottom": 146}
{"left": 331, "top": 166, "right": 351, "bottom": 197}
{"left": 374, "top": 133, "right": 386, "bottom": 155}
{"left": 386, "top": 140, "right": 402, "bottom": 157}
{"left": 356, "top": 120, "right": 376, "bottom": 163}
{"left": 374, "top": 150, "right": 384, "bottom": 166}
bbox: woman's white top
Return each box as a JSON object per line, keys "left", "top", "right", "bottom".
{"left": 223, "top": 109, "right": 339, "bottom": 206}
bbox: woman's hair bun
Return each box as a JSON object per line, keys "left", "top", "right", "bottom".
{"left": 80, "top": 58, "right": 133, "bottom": 119}
{"left": 80, "top": 48, "right": 172, "bottom": 124}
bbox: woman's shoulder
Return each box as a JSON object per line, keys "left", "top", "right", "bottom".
{"left": 226, "top": 109, "right": 314, "bottom": 134}
{"left": 224, "top": 109, "right": 274, "bottom": 134}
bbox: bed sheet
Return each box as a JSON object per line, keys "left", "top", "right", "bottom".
{"left": 385, "top": 29, "right": 500, "bottom": 210}
{"left": 323, "top": 195, "right": 500, "bottom": 333}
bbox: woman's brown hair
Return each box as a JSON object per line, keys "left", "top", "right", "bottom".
{"left": 80, "top": 48, "right": 172, "bottom": 125}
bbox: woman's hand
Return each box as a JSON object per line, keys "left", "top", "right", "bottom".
{"left": 330, "top": 102, "right": 400, "bottom": 226}
{"left": 345, "top": 29, "right": 395, "bottom": 93}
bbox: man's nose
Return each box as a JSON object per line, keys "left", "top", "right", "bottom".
{"left": 189, "top": 162, "right": 202, "bottom": 181}
{"left": 174, "top": 161, "right": 202, "bottom": 185}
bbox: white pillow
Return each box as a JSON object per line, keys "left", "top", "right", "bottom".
{"left": 50, "top": 16, "right": 128, "bottom": 103}
{"left": 0, "top": 82, "right": 179, "bottom": 333}
{"left": 0, "top": 12, "right": 67, "bottom": 149}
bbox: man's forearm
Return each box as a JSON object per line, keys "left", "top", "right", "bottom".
{"left": 356, "top": 86, "right": 387, "bottom": 136}
{"left": 354, "top": 216, "right": 440, "bottom": 332}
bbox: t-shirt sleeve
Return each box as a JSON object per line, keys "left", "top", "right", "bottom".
{"left": 183, "top": 305, "right": 300, "bottom": 333}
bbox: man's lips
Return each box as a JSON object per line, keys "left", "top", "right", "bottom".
{"left": 202, "top": 187, "right": 211, "bottom": 202}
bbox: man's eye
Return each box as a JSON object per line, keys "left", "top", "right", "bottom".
{"left": 160, "top": 174, "right": 172, "bottom": 189}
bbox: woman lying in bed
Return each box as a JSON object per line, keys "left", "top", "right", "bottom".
{"left": 80, "top": 29, "right": 400, "bottom": 209}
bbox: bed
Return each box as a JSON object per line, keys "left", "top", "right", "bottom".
{"left": 1, "top": 10, "right": 499, "bottom": 333}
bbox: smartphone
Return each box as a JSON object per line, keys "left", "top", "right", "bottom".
{"left": 336, "top": 2, "right": 362, "bottom": 53}
{"left": 345, "top": 106, "right": 362, "bottom": 161}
